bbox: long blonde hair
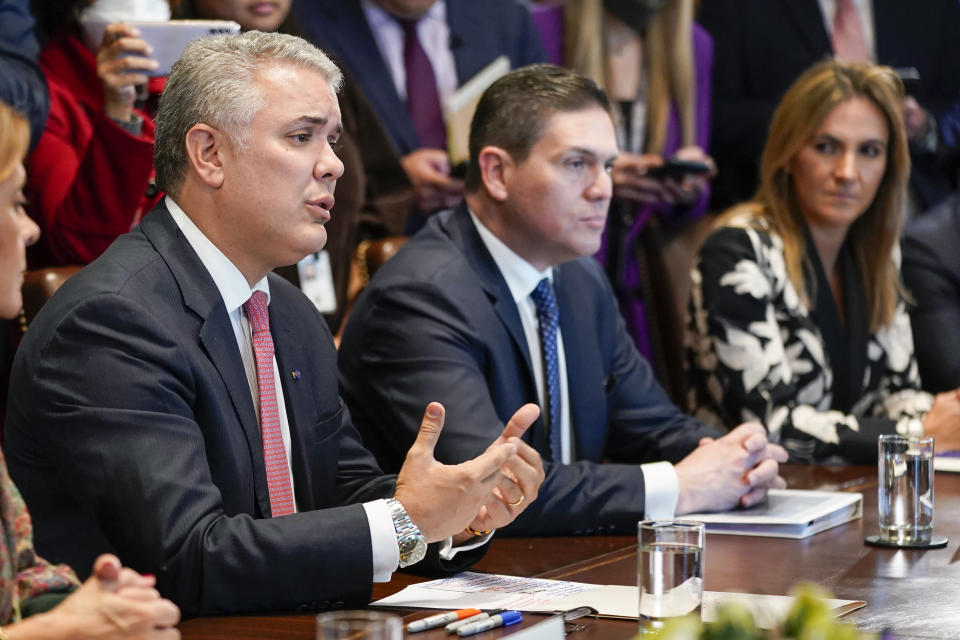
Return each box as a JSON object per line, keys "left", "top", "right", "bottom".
{"left": 564, "top": 0, "right": 696, "bottom": 154}
{"left": 0, "top": 101, "right": 29, "bottom": 183}
{"left": 723, "top": 60, "right": 909, "bottom": 331}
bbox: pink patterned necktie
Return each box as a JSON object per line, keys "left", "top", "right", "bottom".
{"left": 831, "top": 0, "right": 871, "bottom": 62}
{"left": 243, "top": 291, "right": 295, "bottom": 517}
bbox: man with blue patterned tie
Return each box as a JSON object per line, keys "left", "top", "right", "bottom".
{"left": 339, "top": 64, "right": 789, "bottom": 536}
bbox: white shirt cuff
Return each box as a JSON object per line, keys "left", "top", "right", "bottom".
{"left": 641, "top": 461, "right": 679, "bottom": 519}
{"left": 364, "top": 499, "right": 399, "bottom": 583}
{"left": 438, "top": 531, "right": 495, "bottom": 561}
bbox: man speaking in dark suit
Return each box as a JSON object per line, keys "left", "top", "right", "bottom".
{"left": 4, "top": 31, "right": 544, "bottom": 617}
{"left": 339, "top": 65, "right": 788, "bottom": 537}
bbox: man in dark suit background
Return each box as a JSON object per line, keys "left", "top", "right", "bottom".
{"left": 700, "top": 0, "right": 960, "bottom": 213}
{"left": 293, "top": 0, "right": 547, "bottom": 215}
{"left": 903, "top": 193, "right": 960, "bottom": 394}
{"left": 4, "top": 31, "right": 544, "bottom": 617}
{"left": 339, "top": 65, "right": 788, "bottom": 537}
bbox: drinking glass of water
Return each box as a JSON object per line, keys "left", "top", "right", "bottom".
{"left": 638, "top": 520, "right": 704, "bottom": 633}
{"left": 877, "top": 434, "right": 934, "bottom": 545}
{"left": 315, "top": 611, "right": 402, "bottom": 640}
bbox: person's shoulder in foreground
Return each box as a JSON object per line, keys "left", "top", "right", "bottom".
{"left": 902, "top": 193, "right": 960, "bottom": 393}
{"left": 5, "top": 30, "right": 544, "bottom": 618}
{"left": 340, "top": 64, "right": 787, "bottom": 537}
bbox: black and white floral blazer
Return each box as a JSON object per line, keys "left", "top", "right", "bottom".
{"left": 685, "top": 214, "right": 931, "bottom": 464}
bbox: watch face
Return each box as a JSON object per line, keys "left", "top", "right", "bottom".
{"left": 400, "top": 536, "right": 428, "bottom": 566}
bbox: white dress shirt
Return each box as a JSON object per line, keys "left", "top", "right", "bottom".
{"left": 165, "top": 197, "right": 410, "bottom": 580}
{"left": 818, "top": 0, "right": 876, "bottom": 61}
{"left": 468, "top": 209, "right": 679, "bottom": 518}
{"left": 361, "top": 0, "right": 459, "bottom": 104}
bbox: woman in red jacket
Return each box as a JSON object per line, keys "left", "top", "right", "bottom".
{"left": 25, "top": 0, "right": 164, "bottom": 266}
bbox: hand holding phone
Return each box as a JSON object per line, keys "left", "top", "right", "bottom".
{"left": 644, "top": 158, "right": 712, "bottom": 181}
{"left": 95, "top": 23, "right": 158, "bottom": 122}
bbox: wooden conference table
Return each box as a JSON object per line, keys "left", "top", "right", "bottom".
{"left": 180, "top": 465, "right": 960, "bottom": 639}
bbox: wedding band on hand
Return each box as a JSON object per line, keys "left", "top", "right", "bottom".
{"left": 507, "top": 493, "right": 525, "bottom": 508}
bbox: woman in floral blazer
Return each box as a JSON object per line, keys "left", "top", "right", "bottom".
{"left": 686, "top": 60, "right": 960, "bottom": 464}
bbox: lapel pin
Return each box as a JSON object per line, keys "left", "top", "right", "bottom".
{"left": 290, "top": 370, "right": 301, "bottom": 380}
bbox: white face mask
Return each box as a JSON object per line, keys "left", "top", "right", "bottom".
{"left": 79, "top": 0, "right": 171, "bottom": 25}
{"left": 78, "top": 0, "right": 170, "bottom": 51}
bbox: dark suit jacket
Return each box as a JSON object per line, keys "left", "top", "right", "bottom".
{"left": 4, "top": 202, "right": 478, "bottom": 617}
{"left": 903, "top": 194, "right": 960, "bottom": 393}
{"left": 292, "top": 0, "right": 547, "bottom": 155}
{"left": 338, "top": 205, "right": 719, "bottom": 536}
{"left": 699, "top": 0, "right": 960, "bottom": 210}
{"left": 0, "top": 0, "right": 48, "bottom": 149}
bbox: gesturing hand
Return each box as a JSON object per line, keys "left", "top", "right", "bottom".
{"left": 464, "top": 404, "right": 544, "bottom": 534}
{"left": 394, "top": 402, "right": 520, "bottom": 542}
{"left": 674, "top": 422, "right": 787, "bottom": 514}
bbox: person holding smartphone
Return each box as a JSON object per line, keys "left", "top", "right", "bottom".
{"left": 564, "top": 0, "right": 716, "bottom": 385}
{"left": 23, "top": 0, "right": 167, "bottom": 267}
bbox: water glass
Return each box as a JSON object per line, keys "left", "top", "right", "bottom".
{"left": 315, "top": 610, "right": 402, "bottom": 640}
{"left": 638, "top": 520, "right": 704, "bottom": 633}
{"left": 877, "top": 434, "right": 934, "bottom": 545}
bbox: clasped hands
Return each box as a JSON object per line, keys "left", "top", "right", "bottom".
{"left": 674, "top": 422, "right": 788, "bottom": 515}
{"left": 393, "top": 402, "right": 545, "bottom": 545}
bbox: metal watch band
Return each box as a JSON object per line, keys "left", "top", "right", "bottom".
{"left": 385, "top": 497, "right": 427, "bottom": 568}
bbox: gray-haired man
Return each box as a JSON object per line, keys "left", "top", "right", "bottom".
{"left": 5, "top": 31, "right": 543, "bottom": 617}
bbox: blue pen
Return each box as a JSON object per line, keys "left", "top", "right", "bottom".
{"left": 457, "top": 610, "right": 523, "bottom": 636}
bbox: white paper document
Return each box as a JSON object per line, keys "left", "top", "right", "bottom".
{"left": 372, "top": 572, "right": 864, "bottom": 628}
{"left": 683, "top": 489, "right": 863, "bottom": 538}
{"left": 934, "top": 454, "right": 960, "bottom": 472}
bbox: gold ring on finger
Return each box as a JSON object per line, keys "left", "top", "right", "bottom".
{"left": 508, "top": 493, "right": 525, "bottom": 508}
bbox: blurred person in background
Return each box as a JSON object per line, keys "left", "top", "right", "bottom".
{"left": 700, "top": 0, "right": 960, "bottom": 216}
{"left": 25, "top": 0, "right": 168, "bottom": 267}
{"left": 293, "top": 0, "right": 548, "bottom": 229}
{"left": 565, "top": 0, "right": 715, "bottom": 382}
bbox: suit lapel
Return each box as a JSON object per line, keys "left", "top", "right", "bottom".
{"left": 140, "top": 205, "right": 272, "bottom": 517}
{"left": 446, "top": 206, "right": 535, "bottom": 378}
{"left": 781, "top": 0, "right": 833, "bottom": 58}
{"left": 447, "top": 2, "right": 494, "bottom": 87}
{"left": 841, "top": 248, "right": 869, "bottom": 403}
{"left": 554, "top": 265, "right": 602, "bottom": 460}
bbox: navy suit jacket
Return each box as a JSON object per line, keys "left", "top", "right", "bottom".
{"left": 4, "top": 202, "right": 478, "bottom": 617}
{"left": 903, "top": 194, "right": 960, "bottom": 394}
{"left": 292, "top": 0, "right": 547, "bottom": 155}
{"left": 699, "top": 0, "right": 960, "bottom": 210}
{"left": 339, "top": 205, "right": 719, "bottom": 536}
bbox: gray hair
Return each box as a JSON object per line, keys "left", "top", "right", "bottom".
{"left": 154, "top": 30, "right": 343, "bottom": 194}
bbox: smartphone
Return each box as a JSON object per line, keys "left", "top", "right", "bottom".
{"left": 645, "top": 158, "right": 711, "bottom": 181}
{"left": 892, "top": 67, "right": 921, "bottom": 94}
{"left": 81, "top": 20, "right": 242, "bottom": 77}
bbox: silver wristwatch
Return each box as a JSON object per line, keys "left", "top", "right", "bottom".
{"left": 385, "top": 498, "right": 427, "bottom": 568}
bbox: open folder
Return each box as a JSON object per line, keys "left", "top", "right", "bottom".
{"left": 372, "top": 572, "right": 865, "bottom": 629}
{"left": 443, "top": 55, "right": 510, "bottom": 165}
